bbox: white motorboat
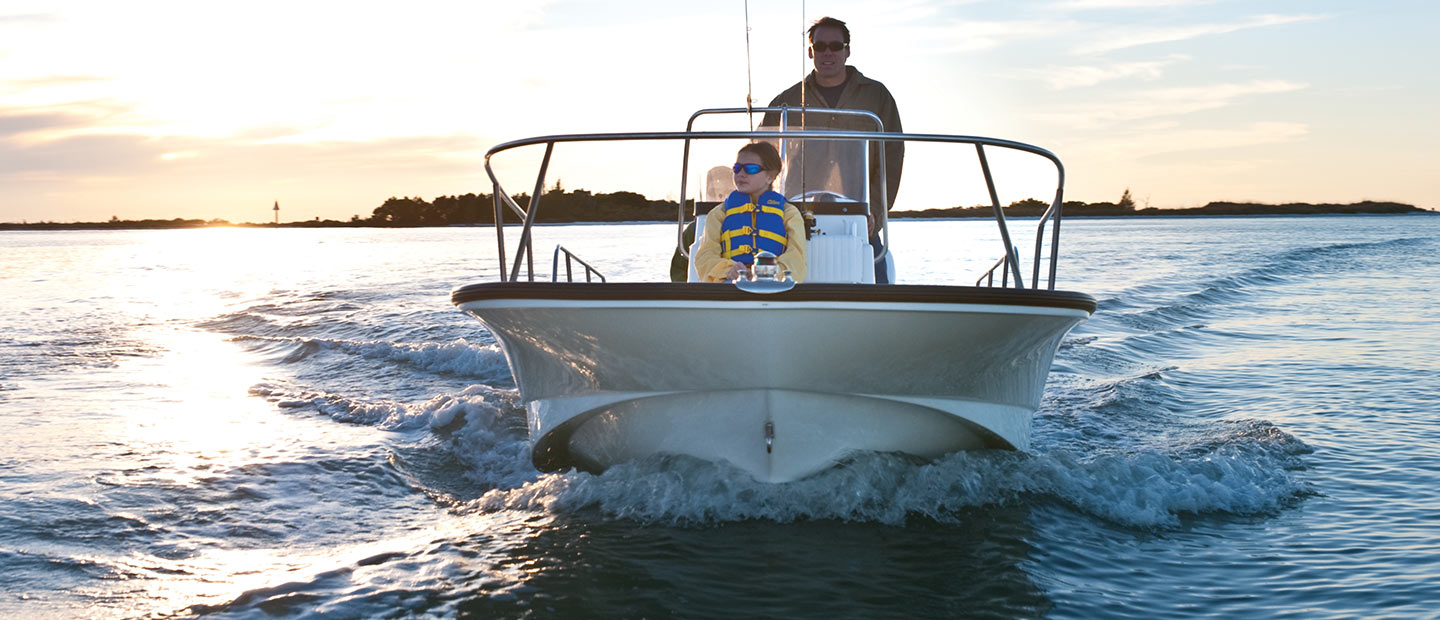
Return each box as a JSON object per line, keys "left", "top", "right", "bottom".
{"left": 452, "top": 107, "right": 1096, "bottom": 482}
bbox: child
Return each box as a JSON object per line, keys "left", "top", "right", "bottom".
{"left": 693, "top": 142, "right": 808, "bottom": 282}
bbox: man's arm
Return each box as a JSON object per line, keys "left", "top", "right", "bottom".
{"left": 878, "top": 88, "right": 903, "bottom": 212}
{"left": 760, "top": 83, "right": 804, "bottom": 128}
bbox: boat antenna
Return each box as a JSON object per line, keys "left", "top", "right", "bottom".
{"left": 799, "top": 0, "right": 806, "bottom": 117}
{"left": 744, "top": 0, "right": 754, "bottom": 129}
{"left": 797, "top": 0, "right": 808, "bottom": 200}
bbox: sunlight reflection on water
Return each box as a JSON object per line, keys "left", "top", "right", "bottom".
{"left": 4, "top": 217, "right": 1440, "bottom": 618}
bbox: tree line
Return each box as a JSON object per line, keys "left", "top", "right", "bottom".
{"left": 361, "top": 186, "right": 681, "bottom": 227}
{"left": 359, "top": 185, "right": 1427, "bottom": 225}
{"left": 0, "top": 186, "right": 1426, "bottom": 230}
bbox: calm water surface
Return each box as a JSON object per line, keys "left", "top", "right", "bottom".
{"left": 2, "top": 215, "right": 1438, "bottom": 619}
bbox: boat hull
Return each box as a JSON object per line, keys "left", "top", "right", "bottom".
{"left": 452, "top": 283, "right": 1094, "bottom": 482}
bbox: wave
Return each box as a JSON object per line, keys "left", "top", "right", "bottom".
{"left": 1055, "top": 238, "right": 1433, "bottom": 388}
{"left": 225, "top": 228, "right": 1360, "bottom": 531}
{"left": 1103, "top": 235, "right": 1431, "bottom": 334}
{"left": 233, "top": 336, "right": 511, "bottom": 382}
{"left": 197, "top": 287, "right": 493, "bottom": 349}
{"left": 249, "top": 381, "right": 518, "bottom": 435}
{"left": 258, "top": 349, "right": 1311, "bottom": 531}
{"left": 0, "top": 323, "right": 163, "bottom": 381}
{"left": 447, "top": 409, "right": 1310, "bottom": 529}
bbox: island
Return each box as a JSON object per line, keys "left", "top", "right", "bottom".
{"left": 2, "top": 187, "right": 1432, "bottom": 230}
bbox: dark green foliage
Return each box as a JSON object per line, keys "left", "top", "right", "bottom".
{"left": 898, "top": 199, "right": 1427, "bottom": 220}
{"left": 1118, "top": 188, "right": 1136, "bottom": 210}
{"left": 357, "top": 189, "right": 680, "bottom": 227}
{"left": 0, "top": 194, "right": 1427, "bottom": 230}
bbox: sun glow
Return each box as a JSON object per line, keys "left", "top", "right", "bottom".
{"left": 3, "top": 1, "right": 1436, "bottom": 224}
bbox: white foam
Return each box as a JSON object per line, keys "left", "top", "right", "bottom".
{"left": 456, "top": 422, "right": 1311, "bottom": 528}
{"left": 250, "top": 381, "right": 517, "bottom": 434}
{"left": 330, "top": 338, "right": 510, "bottom": 380}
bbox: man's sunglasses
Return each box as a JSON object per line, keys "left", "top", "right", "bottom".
{"left": 733, "top": 163, "right": 766, "bottom": 174}
{"left": 811, "top": 41, "right": 848, "bottom": 52}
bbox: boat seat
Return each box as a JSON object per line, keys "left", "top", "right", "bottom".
{"left": 686, "top": 214, "right": 707, "bottom": 282}
{"left": 805, "top": 214, "right": 875, "bottom": 284}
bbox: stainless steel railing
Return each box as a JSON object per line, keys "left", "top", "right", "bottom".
{"left": 977, "top": 246, "right": 1020, "bottom": 288}
{"left": 551, "top": 245, "right": 605, "bottom": 283}
{"left": 483, "top": 125, "right": 1067, "bottom": 290}
{"left": 681, "top": 107, "right": 889, "bottom": 266}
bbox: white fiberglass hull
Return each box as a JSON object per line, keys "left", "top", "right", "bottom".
{"left": 452, "top": 283, "right": 1094, "bottom": 482}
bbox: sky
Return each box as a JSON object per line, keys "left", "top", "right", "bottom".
{"left": 1, "top": 0, "right": 1436, "bottom": 224}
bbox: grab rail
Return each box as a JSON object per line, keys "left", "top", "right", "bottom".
{"left": 483, "top": 128, "right": 1068, "bottom": 290}
{"left": 681, "top": 107, "right": 889, "bottom": 265}
{"left": 551, "top": 245, "right": 606, "bottom": 283}
{"left": 977, "top": 246, "right": 1020, "bottom": 288}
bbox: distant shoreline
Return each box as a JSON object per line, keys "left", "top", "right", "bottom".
{"left": 2, "top": 199, "right": 1431, "bottom": 230}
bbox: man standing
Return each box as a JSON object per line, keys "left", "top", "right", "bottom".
{"left": 762, "top": 16, "right": 903, "bottom": 282}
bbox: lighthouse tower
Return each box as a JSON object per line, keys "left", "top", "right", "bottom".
{"left": 273, "top": 200, "right": 279, "bottom": 224}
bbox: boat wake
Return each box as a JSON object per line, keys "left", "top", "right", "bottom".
{"left": 1094, "top": 235, "right": 1431, "bottom": 332}
{"left": 225, "top": 306, "right": 1313, "bottom": 531}
{"left": 242, "top": 344, "right": 1310, "bottom": 530}
{"left": 193, "top": 230, "right": 1352, "bottom": 532}
{"left": 450, "top": 420, "right": 1310, "bottom": 529}
{"left": 231, "top": 334, "right": 511, "bottom": 384}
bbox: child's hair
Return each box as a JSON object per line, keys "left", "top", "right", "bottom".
{"left": 738, "top": 141, "right": 782, "bottom": 173}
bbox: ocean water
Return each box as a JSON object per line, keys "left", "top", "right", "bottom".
{"left": 2, "top": 215, "right": 1438, "bottom": 619}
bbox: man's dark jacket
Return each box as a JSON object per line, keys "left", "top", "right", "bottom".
{"left": 762, "top": 66, "right": 903, "bottom": 226}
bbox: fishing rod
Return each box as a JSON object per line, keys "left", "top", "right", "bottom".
{"left": 744, "top": 0, "right": 754, "bottom": 129}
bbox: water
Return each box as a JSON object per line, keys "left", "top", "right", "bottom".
{"left": 3, "top": 215, "right": 1438, "bottom": 618}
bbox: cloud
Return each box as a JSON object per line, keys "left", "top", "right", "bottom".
{"left": 848, "top": 0, "right": 965, "bottom": 26}
{"left": 1122, "top": 121, "right": 1310, "bottom": 159}
{"left": 0, "top": 12, "right": 54, "bottom": 25}
{"left": 1026, "top": 54, "right": 1190, "bottom": 89}
{"left": 1049, "top": 0, "right": 1219, "bottom": 9}
{"left": 0, "top": 100, "right": 156, "bottom": 145}
{"left": 1, "top": 128, "right": 480, "bottom": 179}
{"left": 0, "top": 119, "right": 489, "bottom": 222}
{"left": 1, "top": 132, "right": 166, "bottom": 177}
{"left": 1064, "top": 121, "right": 1310, "bottom": 205}
{"left": 901, "top": 19, "right": 1080, "bottom": 54}
{"left": 0, "top": 74, "right": 107, "bottom": 95}
{"left": 1033, "top": 79, "right": 1307, "bottom": 129}
{"left": 1072, "top": 13, "right": 1326, "bottom": 54}
{"left": 0, "top": 110, "right": 85, "bottom": 139}
{"left": 0, "top": 1, "right": 562, "bottom": 143}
